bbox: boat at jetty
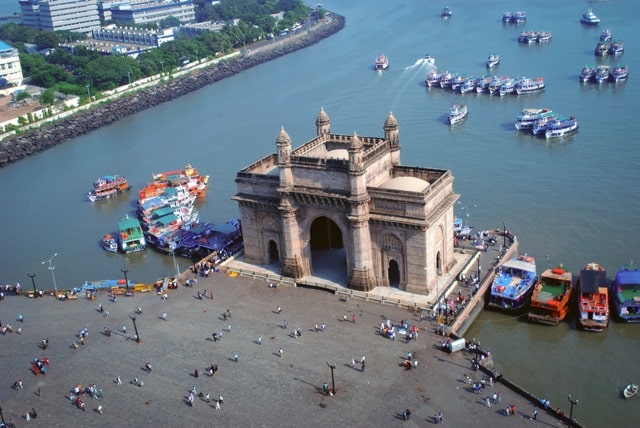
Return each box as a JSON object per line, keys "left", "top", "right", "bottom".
{"left": 514, "top": 108, "right": 552, "bottom": 131}
{"left": 515, "top": 77, "right": 545, "bottom": 95}
{"left": 580, "top": 65, "right": 596, "bottom": 83}
{"left": 426, "top": 70, "right": 442, "bottom": 87}
{"left": 610, "top": 263, "right": 640, "bottom": 322}
{"left": 610, "top": 65, "right": 628, "bottom": 82}
{"left": 150, "top": 164, "right": 209, "bottom": 200}
{"left": 448, "top": 104, "right": 468, "bottom": 125}
{"left": 87, "top": 175, "right": 131, "bottom": 202}
{"left": 459, "top": 78, "right": 477, "bottom": 94}
{"left": 118, "top": 214, "right": 146, "bottom": 253}
{"left": 623, "top": 383, "right": 638, "bottom": 399}
{"left": 499, "top": 79, "right": 516, "bottom": 96}
{"left": 545, "top": 116, "right": 578, "bottom": 139}
{"left": 101, "top": 234, "right": 118, "bottom": 252}
{"left": 488, "top": 255, "right": 538, "bottom": 312}
{"left": 577, "top": 262, "right": 609, "bottom": 331}
{"left": 528, "top": 266, "right": 573, "bottom": 325}
{"left": 486, "top": 54, "right": 500, "bottom": 68}
{"left": 531, "top": 112, "right": 558, "bottom": 136}
{"left": 581, "top": 8, "right": 600, "bottom": 25}
{"left": 375, "top": 53, "right": 389, "bottom": 71}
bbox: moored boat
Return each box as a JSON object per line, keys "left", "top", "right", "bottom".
{"left": 119, "top": 214, "right": 146, "bottom": 253}
{"left": 610, "top": 263, "right": 640, "bottom": 322}
{"left": 595, "top": 65, "right": 611, "bottom": 84}
{"left": 528, "top": 266, "right": 573, "bottom": 325}
{"left": 545, "top": 116, "right": 578, "bottom": 139}
{"left": 608, "top": 40, "right": 624, "bottom": 56}
{"left": 623, "top": 383, "right": 638, "bottom": 399}
{"left": 488, "top": 76, "right": 509, "bottom": 95}
{"left": 581, "top": 8, "right": 600, "bottom": 25}
{"left": 502, "top": 11, "right": 513, "bottom": 23}
{"left": 537, "top": 31, "right": 552, "bottom": 43}
{"left": 499, "top": 78, "right": 516, "bottom": 96}
{"left": 441, "top": 6, "right": 452, "bottom": 18}
{"left": 515, "top": 77, "right": 545, "bottom": 95}
{"left": 577, "top": 262, "right": 609, "bottom": 331}
{"left": 448, "top": 104, "right": 468, "bottom": 125}
{"left": 375, "top": 53, "right": 389, "bottom": 71}
{"left": 513, "top": 11, "right": 526, "bottom": 24}
{"left": 439, "top": 71, "right": 454, "bottom": 89}
{"left": 87, "top": 175, "right": 131, "bottom": 202}
{"left": 531, "top": 112, "right": 558, "bottom": 136}
{"left": 426, "top": 70, "right": 442, "bottom": 87}
{"left": 488, "top": 255, "right": 538, "bottom": 312}
{"left": 595, "top": 42, "right": 609, "bottom": 56}
{"left": 600, "top": 29, "right": 612, "bottom": 42}
{"left": 610, "top": 65, "right": 628, "bottom": 82}
{"left": 459, "top": 78, "right": 477, "bottom": 94}
{"left": 450, "top": 75, "right": 467, "bottom": 92}
{"left": 514, "top": 108, "right": 553, "bottom": 131}
{"left": 486, "top": 54, "right": 500, "bottom": 68}
{"left": 580, "top": 65, "right": 596, "bottom": 83}
{"left": 101, "top": 234, "right": 118, "bottom": 253}
{"left": 475, "top": 76, "right": 492, "bottom": 94}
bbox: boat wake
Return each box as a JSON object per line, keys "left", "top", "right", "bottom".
{"left": 405, "top": 57, "right": 437, "bottom": 71}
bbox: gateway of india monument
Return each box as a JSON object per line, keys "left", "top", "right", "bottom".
{"left": 233, "top": 108, "right": 460, "bottom": 295}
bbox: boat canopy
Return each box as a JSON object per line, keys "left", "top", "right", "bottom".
{"left": 502, "top": 259, "right": 536, "bottom": 272}
{"left": 151, "top": 206, "right": 175, "bottom": 218}
{"left": 580, "top": 269, "right": 608, "bottom": 293}
{"left": 119, "top": 215, "right": 140, "bottom": 230}
{"left": 616, "top": 269, "right": 640, "bottom": 285}
{"left": 154, "top": 214, "right": 178, "bottom": 226}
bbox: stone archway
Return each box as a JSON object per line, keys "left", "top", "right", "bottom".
{"left": 309, "top": 216, "right": 345, "bottom": 279}
{"left": 388, "top": 259, "right": 400, "bottom": 288}
{"left": 268, "top": 240, "right": 279, "bottom": 264}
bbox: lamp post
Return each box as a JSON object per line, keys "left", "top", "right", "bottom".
{"left": 127, "top": 71, "right": 131, "bottom": 86}
{"left": 28, "top": 273, "right": 37, "bottom": 294}
{"left": 477, "top": 254, "right": 482, "bottom": 281}
{"left": 568, "top": 394, "right": 578, "bottom": 427}
{"left": 160, "top": 60, "right": 165, "bottom": 75}
{"left": 129, "top": 313, "right": 141, "bottom": 343}
{"left": 41, "top": 253, "right": 58, "bottom": 291}
{"left": 86, "top": 84, "right": 90, "bottom": 100}
{"left": 121, "top": 268, "right": 129, "bottom": 292}
{"left": 327, "top": 362, "right": 336, "bottom": 395}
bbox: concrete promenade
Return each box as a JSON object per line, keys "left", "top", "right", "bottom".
{"left": 0, "top": 265, "right": 570, "bottom": 427}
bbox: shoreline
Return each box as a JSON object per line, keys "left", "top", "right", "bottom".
{"left": 0, "top": 14, "right": 346, "bottom": 167}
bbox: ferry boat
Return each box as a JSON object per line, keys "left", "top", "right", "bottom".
{"left": 426, "top": 70, "right": 442, "bottom": 87}
{"left": 502, "top": 11, "right": 513, "bottom": 23}
{"left": 118, "top": 214, "right": 146, "bottom": 253}
{"left": 423, "top": 54, "right": 436, "bottom": 66}
{"left": 514, "top": 108, "right": 553, "bottom": 131}
{"left": 608, "top": 40, "right": 624, "bottom": 56}
{"left": 518, "top": 31, "right": 537, "bottom": 44}
{"left": 515, "top": 77, "right": 545, "bottom": 95}
{"left": 87, "top": 175, "right": 131, "bottom": 202}
{"left": 610, "top": 65, "right": 628, "bottom": 82}
{"left": 600, "top": 29, "right": 612, "bottom": 42}
{"left": 595, "top": 65, "right": 611, "bottom": 84}
{"left": 439, "top": 71, "right": 454, "bottom": 89}
{"left": 486, "top": 54, "right": 500, "bottom": 69}
{"left": 581, "top": 8, "right": 600, "bottom": 25}
{"left": 150, "top": 164, "right": 209, "bottom": 199}
{"left": 499, "top": 79, "right": 516, "bottom": 96}
{"left": 441, "top": 7, "right": 452, "bottom": 18}
{"left": 513, "top": 11, "right": 526, "bottom": 24}
{"left": 580, "top": 65, "right": 596, "bottom": 83}
{"left": 488, "top": 76, "right": 509, "bottom": 95}
{"left": 545, "top": 116, "right": 578, "bottom": 139}
{"left": 610, "top": 263, "right": 640, "bottom": 322}
{"left": 375, "top": 53, "right": 389, "bottom": 71}
{"left": 448, "top": 104, "right": 468, "bottom": 125}
{"left": 531, "top": 112, "right": 558, "bottom": 136}
{"left": 459, "top": 78, "right": 477, "bottom": 94}
{"left": 488, "top": 255, "right": 538, "bottom": 312}
{"left": 101, "top": 234, "right": 118, "bottom": 253}
{"left": 528, "top": 266, "right": 573, "bottom": 325}
{"left": 475, "top": 76, "right": 492, "bottom": 94}
{"left": 537, "top": 31, "right": 552, "bottom": 43}
{"left": 577, "top": 262, "right": 609, "bottom": 331}
{"left": 594, "top": 42, "right": 609, "bottom": 57}
{"left": 450, "top": 75, "right": 467, "bottom": 92}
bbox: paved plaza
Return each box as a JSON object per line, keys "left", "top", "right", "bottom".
{"left": 0, "top": 267, "right": 562, "bottom": 427}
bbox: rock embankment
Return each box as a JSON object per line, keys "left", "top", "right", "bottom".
{"left": 0, "top": 15, "right": 345, "bottom": 167}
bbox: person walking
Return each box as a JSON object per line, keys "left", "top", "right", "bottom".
{"left": 279, "top": 348, "right": 284, "bottom": 358}
{"left": 350, "top": 358, "right": 356, "bottom": 368}
{"left": 437, "top": 411, "right": 444, "bottom": 424}
{"left": 402, "top": 408, "right": 411, "bottom": 420}
{"left": 194, "top": 368, "right": 199, "bottom": 378}
{"left": 257, "top": 336, "right": 263, "bottom": 345}
{"left": 486, "top": 397, "right": 491, "bottom": 407}
{"left": 530, "top": 409, "right": 538, "bottom": 420}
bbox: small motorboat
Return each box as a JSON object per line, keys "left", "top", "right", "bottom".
{"left": 486, "top": 54, "right": 500, "bottom": 69}
{"left": 441, "top": 7, "right": 452, "bottom": 18}
{"left": 101, "top": 234, "right": 118, "bottom": 253}
{"left": 423, "top": 54, "right": 435, "bottom": 66}
{"left": 623, "top": 383, "right": 638, "bottom": 399}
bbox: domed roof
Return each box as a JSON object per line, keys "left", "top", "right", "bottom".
{"left": 276, "top": 126, "right": 291, "bottom": 145}
{"left": 350, "top": 131, "right": 363, "bottom": 149}
{"left": 384, "top": 111, "right": 398, "bottom": 130}
{"left": 379, "top": 176, "right": 429, "bottom": 192}
{"left": 316, "top": 107, "right": 330, "bottom": 125}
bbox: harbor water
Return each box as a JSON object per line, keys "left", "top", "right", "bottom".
{"left": 0, "top": 0, "right": 639, "bottom": 425}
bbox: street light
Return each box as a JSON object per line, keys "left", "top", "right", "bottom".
{"left": 472, "top": 338, "right": 481, "bottom": 370}
{"left": 568, "top": 394, "right": 578, "bottom": 427}
{"left": 86, "top": 84, "right": 91, "bottom": 100}
{"left": 127, "top": 71, "right": 131, "bottom": 86}
{"left": 129, "top": 313, "right": 141, "bottom": 343}
{"left": 28, "top": 273, "right": 37, "bottom": 295}
{"left": 160, "top": 60, "right": 165, "bottom": 75}
{"left": 121, "top": 268, "right": 129, "bottom": 292}
{"left": 170, "top": 242, "right": 180, "bottom": 279}
{"left": 477, "top": 254, "right": 482, "bottom": 281}
{"left": 41, "top": 253, "right": 58, "bottom": 291}
{"left": 327, "top": 362, "right": 336, "bottom": 395}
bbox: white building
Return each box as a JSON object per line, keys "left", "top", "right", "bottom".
{"left": 0, "top": 41, "right": 24, "bottom": 86}
{"left": 18, "top": 0, "right": 101, "bottom": 34}
{"left": 108, "top": 0, "right": 195, "bottom": 26}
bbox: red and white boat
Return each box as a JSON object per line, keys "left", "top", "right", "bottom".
{"left": 375, "top": 53, "right": 389, "bottom": 71}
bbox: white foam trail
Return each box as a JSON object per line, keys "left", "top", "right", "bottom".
{"left": 404, "top": 57, "right": 438, "bottom": 71}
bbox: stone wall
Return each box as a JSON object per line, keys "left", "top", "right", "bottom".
{"left": 0, "top": 15, "right": 345, "bottom": 167}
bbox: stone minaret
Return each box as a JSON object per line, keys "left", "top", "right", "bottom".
{"left": 347, "top": 132, "right": 375, "bottom": 291}
{"left": 276, "top": 127, "right": 304, "bottom": 278}
{"left": 384, "top": 112, "right": 400, "bottom": 166}
{"left": 316, "top": 107, "right": 331, "bottom": 136}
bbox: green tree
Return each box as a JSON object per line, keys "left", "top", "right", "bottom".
{"left": 159, "top": 16, "right": 181, "bottom": 29}
{"left": 39, "top": 88, "right": 55, "bottom": 106}
{"left": 34, "top": 31, "right": 62, "bottom": 49}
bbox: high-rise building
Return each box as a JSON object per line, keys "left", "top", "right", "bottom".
{"left": 18, "top": 0, "right": 100, "bottom": 34}
{"left": 109, "top": 0, "right": 195, "bottom": 26}
{"left": 0, "top": 41, "right": 24, "bottom": 85}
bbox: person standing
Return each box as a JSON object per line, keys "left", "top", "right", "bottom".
{"left": 437, "top": 411, "right": 444, "bottom": 424}
{"left": 194, "top": 368, "right": 199, "bottom": 378}
{"left": 402, "top": 408, "right": 411, "bottom": 420}
{"left": 279, "top": 348, "right": 283, "bottom": 358}
{"left": 531, "top": 409, "right": 538, "bottom": 420}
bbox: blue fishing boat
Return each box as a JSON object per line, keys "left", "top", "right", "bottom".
{"left": 488, "top": 255, "right": 538, "bottom": 312}
{"left": 611, "top": 263, "right": 640, "bottom": 322}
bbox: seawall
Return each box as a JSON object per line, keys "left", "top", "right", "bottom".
{"left": 0, "top": 14, "right": 345, "bottom": 167}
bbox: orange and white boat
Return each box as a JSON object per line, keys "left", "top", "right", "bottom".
{"left": 87, "top": 175, "right": 131, "bottom": 202}
{"left": 577, "top": 262, "right": 609, "bottom": 332}
{"left": 151, "top": 163, "right": 209, "bottom": 199}
{"left": 528, "top": 266, "right": 573, "bottom": 325}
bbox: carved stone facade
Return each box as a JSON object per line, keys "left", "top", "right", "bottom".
{"left": 233, "top": 109, "right": 460, "bottom": 295}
